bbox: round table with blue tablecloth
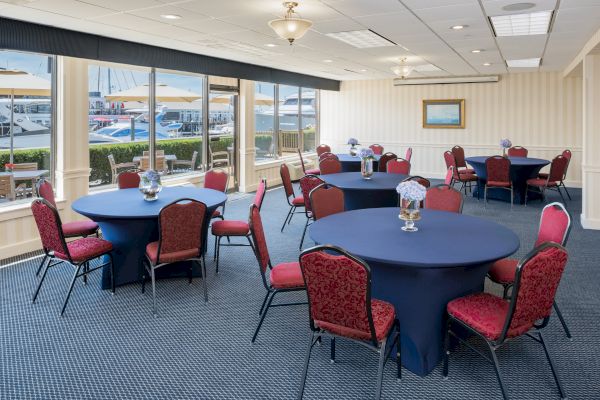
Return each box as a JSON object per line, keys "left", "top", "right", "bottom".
{"left": 466, "top": 156, "right": 550, "bottom": 203}
{"left": 309, "top": 207, "right": 520, "bottom": 376}
{"left": 72, "top": 187, "right": 227, "bottom": 289}
{"left": 336, "top": 153, "right": 381, "bottom": 172}
{"left": 320, "top": 172, "right": 407, "bottom": 210}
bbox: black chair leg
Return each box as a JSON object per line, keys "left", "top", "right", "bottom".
{"left": 396, "top": 321, "right": 402, "bottom": 380}
{"left": 330, "top": 337, "right": 336, "bottom": 363}
{"left": 35, "top": 254, "right": 48, "bottom": 276}
{"left": 60, "top": 264, "right": 83, "bottom": 317}
{"left": 281, "top": 205, "right": 294, "bottom": 232}
{"left": 252, "top": 291, "right": 276, "bottom": 343}
{"left": 442, "top": 320, "right": 451, "bottom": 378}
{"left": 561, "top": 183, "right": 572, "bottom": 200}
{"left": 538, "top": 331, "right": 567, "bottom": 399}
{"left": 374, "top": 337, "right": 388, "bottom": 400}
{"left": 32, "top": 259, "right": 52, "bottom": 303}
{"left": 553, "top": 301, "right": 572, "bottom": 339}
{"left": 200, "top": 257, "right": 208, "bottom": 303}
{"left": 108, "top": 254, "right": 115, "bottom": 294}
{"left": 487, "top": 342, "right": 509, "bottom": 400}
{"left": 215, "top": 236, "right": 222, "bottom": 274}
{"left": 297, "top": 332, "right": 316, "bottom": 400}
{"left": 299, "top": 217, "right": 309, "bottom": 250}
{"left": 557, "top": 186, "right": 567, "bottom": 204}
{"left": 258, "top": 290, "right": 270, "bottom": 315}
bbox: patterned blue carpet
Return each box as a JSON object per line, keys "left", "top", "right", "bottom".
{"left": 1, "top": 184, "right": 599, "bottom": 399}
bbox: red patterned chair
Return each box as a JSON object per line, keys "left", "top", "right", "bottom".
{"left": 316, "top": 144, "right": 331, "bottom": 157}
{"left": 539, "top": 150, "right": 572, "bottom": 201}
{"left": 248, "top": 204, "right": 307, "bottom": 342}
{"left": 378, "top": 152, "right": 397, "bottom": 172}
{"left": 451, "top": 145, "right": 475, "bottom": 174}
{"left": 280, "top": 163, "right": 305, "bottom": 232}
{"left": 31, "top": 199, "right": 115, "bottom": 316}
{"left": 444, "top": 243, "right": 569, "bottom": 400}
{"left": 211, "top": 178, "right": 267, "bottom": 273}
{"left": 318, "top": 151, "right": 336, "bottom": 162}
{"left": 298, "top": 245, "right": 401, "bottom": 400}
{"left": 386, "top": 158, "right": 411, "bottom": 175}
{"left": 488, "top": 202, "right": 572, "bottom": 338}
{"left": 142, "top": 199, "right": 208, "bottom": 314}
{"left": 444, "top": 151, "right": 479, "bottom": 197}
{"left": 507, "top": 146, "right": 528, "bottom": 157}
{"left": 298, "top": 174, "right": 325, "bottom": 250}
{"left": 402, "top": 176, "right": 430, "bottom": 208}
{"left": 525, "top": 155, "right": 569, "bottom": 205}
{"left": 117, "top": 171, "right": 141, "bottom": 189}
{"left": 35, "top": 178, "right": 100, "bottom": 276}
{"left": 298, "top": 148, "right": 320, "bottom": 175}
{"left": 369, "top": 144, "right": 384, "bottom": 155}
{"left": 309, "top": 183, "right": 345, "bottom": 221}
{"left": 485, "top": 156, "right": 513, "bottom": 208}
{"left": 204, "top": 169, "right": 229, "bottom": 220}
{"left": 319, "top": 156, "right": 342, "bottom": 175}
{"left": 425, "top": 184, "right": 464, "bottom": 214}
{"left": 444, "top": 166, "right": 454, "bottom": 186}
{"left": 405, "top": 147, "right": 413, "bottom": 163}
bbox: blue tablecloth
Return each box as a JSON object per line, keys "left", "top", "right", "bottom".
{"left": 320, "top": 172, "right": 407, "bottom": 210}
{"left": 72, "top": 187, "right": 227, "bottom": 289}
{"left": 337, "top": 154, "right": 381, "bottom": 172}
{"left": 466, "top": 156, "right": 549, "bottom": 203}
{"left": 309, "top": 208, "right": 520, "bottom": 376}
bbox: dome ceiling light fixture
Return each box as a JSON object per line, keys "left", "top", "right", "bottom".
{"left": 390, "top": 58, "right": 414, "bottom": 79}
{"left": 268, "top": 2, "right": 313, "bottom": 45}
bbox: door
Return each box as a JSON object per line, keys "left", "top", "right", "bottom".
{"left": 208, "top": 85, "right": 239, "bottom": 191}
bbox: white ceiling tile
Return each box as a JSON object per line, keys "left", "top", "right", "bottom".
{"left": 320, "top": 0, "right": 407, "bottom": 17}
{"left": 76, "top": 0, "right": 165, "bottom": 12}
{"left": 402, "top": 0, "right": 477, "bottom": 10}
{"left": 497, "top": 35, "right": 547, "bottom": 59}
{"left": 126, "top": 4, "right": 209, "bottom": 24}
{"left": 482, "top": 0, "right": 558, "bottom": 16}
{"left": 26, "top": 0, "right": 115, "bottom": 19}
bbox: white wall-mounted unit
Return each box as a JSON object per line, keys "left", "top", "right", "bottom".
{"left": 394, "top": 76, "right": 499, "bottom": 86}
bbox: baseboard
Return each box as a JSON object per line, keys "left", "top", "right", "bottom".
{"left": 0, "top": 238, "right": 42, "bottom": 262}
{"left": 580, "top": 215, "right": 600, "bottom": 230}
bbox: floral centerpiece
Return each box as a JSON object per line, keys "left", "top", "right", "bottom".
{"left": 500, "top": 138, "right": 512, "bottom": 157}
{"left": 358, "top": 147, "right": 375, "bottom": 179}
{"left": 347, "top": 137, "right": 359, "bottom": 156}
{"left": 139, "top": 170, "right": 162, "bottom": 201}
{"left": 396, "top": 180, "right": 427, "bottom": 232}
{"left": 4, "top": 163, "right": 15, "bottom": 172}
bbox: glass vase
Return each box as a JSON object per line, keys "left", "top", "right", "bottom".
{"left": 139, "top": 171, "right": 162, "bottom": 201}
{"left": 361, "top": 157, "right": 374, "bottom": 179}
{"left": 349, "top": 145, "right": 358, "bottom": 157}
{"left": 502, "top": 148, "right": 508, "bottom": 158}
{"left": 399, "top": 197, "right": 421, "bottom": 232}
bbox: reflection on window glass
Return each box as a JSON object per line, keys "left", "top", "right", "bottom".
{"left": 0, "top": 50, "right": 54, "bottom": 206}
{"left": 208, "top": 92, "right": 235, "bottom": 171}
{"left": 255, "top": 82, "right": 275, "bottom": 161}
{"left": 301, "top": 87, "right": 316, "bottom": 153}
{"left": 88, "top": 65, "right": 149, "bottom": 188}
{"left": 278, "top": 85, "right": 299, "bottom": 157}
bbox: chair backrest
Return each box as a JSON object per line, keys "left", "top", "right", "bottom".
{"left": 156, "top": 199, "right": 206, "bottom": 263}
{"left": 485, "top": 156, "right": 511, "bottom": 184}
{"left": 403, "top": 175, "right": 430, "bottom": 188}
{"left": 535, "top": 202, "right": 572, "bottom": 247}
{"left": 386, "top": 158, "right": 411, "bottom": 175}
{"left": 31, "top": 199, "right": 69, "bottom": 259}
{"left": 507, "top": 146, "right": 528, "bottom": 157}
{"left": 309, "top": 183, "right": 345, "bottom": 221}
{"left": 451, "top": 146, "right": 467, "bottom": 168}
{"left": 561, "top": 149, "right": 572, "bottom": 179}
{"left": 499, "top": 243, "right": 568, "bottom": 343}
{"left": 117, "top": 171, "right": 141, "bottom": 189}
{"left": 299, "top": 174, "right": 324, "bottom": 214}
{"left": 140, "top": 156, "right": 165, "bottom": 171}
{"left": 425, "top": 184, "right": 464, "bottom": 213}
{"left": 35, "top": 178, "right": 56, "bottom": 207}
{"left": 280, "top": 163, "right": 295, "bottom": 199}
{"left": 444, "top": 151, "right": 462, "bottom": 180}
{"left": 143, "top": 150, "right": 165, "bottom": 157}
{"left": 300, "top": 245, "right": 378, "bottom": 345}
{"left": 319, "top": 156, "right": 342, "bottom": 175}
{"left": 444, "top": 166, "right": 454, "bottom": 185}
{"left": 190, "top": 150, "right": 199, "bottom": 168}
{"left": 204, "top": 169, "right": 229, "bottom": 193}
{"left": 0, "top": 174, "right": 16, "bottom": 201}
{"left": 254, "top": 178, "right": 267, "bottom": 211}
{"left": 369, "top": 144, "right": 384, "bottom": 155}
{"left": 108, "top": 154, "right": 117, "bottom": 170}
{"left": 316, "top": 144, "right": 331, "bottom": 157}
{"left": 378, "top": 152, "right": 397, "bottom": 172}
{"left": 297, "top": 148, "right": 307, "bottom": 174}
{"left": 249, "top": 203, "right": 271, "bottom": 283}
{"left": 548, "top": 155, "right": 569, "bottom": 182}
{"left": 12, "top": 162, "right": 38, "bottom": 171}
{"left": 318, "top": 152, "right": 336, "bottom": 162}
{"left": 405, "top": 147, "right": 413, "bottom": 162}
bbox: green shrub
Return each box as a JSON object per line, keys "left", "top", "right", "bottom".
{"left": 0, "top": 148, "right": 51, "bottom": 170}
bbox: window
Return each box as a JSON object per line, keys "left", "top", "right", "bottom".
{"left": 278, "top": 85, "right": 300, "bottom": 157}
{"left": 254, "top": 82, "right": 275, "bottom": 162}
{"left": 0, "top": 50, "right": 55, "bottom": 206}
{"left": 301, "top": 87, "right": 316, "bottom": 153}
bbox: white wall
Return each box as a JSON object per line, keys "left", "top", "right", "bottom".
{"left": 320, "top": 72, "right": 583, "bottom": 185}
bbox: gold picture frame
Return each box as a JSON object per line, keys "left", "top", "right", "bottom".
{"left": 422, "top": 99, "right": 465, "bottom": 129}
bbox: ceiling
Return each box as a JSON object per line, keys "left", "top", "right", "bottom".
{"left": 0, "top": 0, "right": 599, "bottom": 81}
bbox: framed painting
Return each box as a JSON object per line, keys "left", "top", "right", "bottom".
{"left": 422, "top": 99, "right": 465, "bottom": 129}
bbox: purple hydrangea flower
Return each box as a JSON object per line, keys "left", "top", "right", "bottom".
{"left": 358, "top": 148, "right": 374, "bottom": 158}
{"left": 396, "top": 180, "right": 427, "bottom": 202}
{"left": 347, "top": 138, "right": 359, "bottom": 146}
{"left": 500, "top": 138, "right": 512, "bottom": 148}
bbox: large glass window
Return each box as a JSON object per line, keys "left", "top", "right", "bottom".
{"left": 301, "top": 87, "right": 316, "bottom": 153}
{"left": 0, "top": 50, "right": 54, "bottom": 206}
{"left": 254, "top": 82, "right": 275, "bottom": 162}
{"left": 278, "top": 85, "right": 300, "bottom": 157}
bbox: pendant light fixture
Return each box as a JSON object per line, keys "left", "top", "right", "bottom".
{"left": 390, "top": 58, "right": 413, "bottom": 79}
{"left": 269, "top": 2, "right": 313, "bottom": 45}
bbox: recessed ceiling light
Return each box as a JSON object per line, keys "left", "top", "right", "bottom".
{"left": 471, "top": 49, "right": 483, "bottom": 53}
{"left": 323, "top": 59, "right": 333, "bottom": 63}
{"left": 160, "top": 14, "right": 182, "bottom": 20}
{"left": 265, "top": 43, "right": 278, "bottom": 47}
{"left": 325, "top": 29, "right": 396, "bottom": 48}
{"left": 483, "top": 62, "right": 492, "bottom": 66}
{"left": 490, "top": 11, "right": 552, "bottom": 37}
{"left": 506, "top": 58, "right": 541, "bottom": 67}
{"left": 360, "top": 69, "right": 368, "bottom": 72}
{"left": 450, "top": 25, "right": 467, "bottom": 30}
{"left": 502, "top": 2, "right": 536, "bottom": 12}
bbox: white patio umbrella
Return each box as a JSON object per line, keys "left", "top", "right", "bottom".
{"left": 0, "top": 70, "right": 51, "bottom": 163}
{"left": 105, "top": 83, "right": 202, "bottom": 102}
{"left": 210, "top": 92, "right": 274, "bottom": 106}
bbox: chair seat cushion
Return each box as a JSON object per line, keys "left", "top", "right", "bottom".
{"left": 488, "top": 258, "right": 518, "bottom": 284}
{"left": 447, "top": 293, "right": 530, "bottom": 340}
{"left": 211, "top": 220, "right": 249, "bottom": 236}
{"left": 538, "top": 172, "right": 549, "bottom": 179}
{"left": 56, "top": 237, "right": 113, "bottom": 263}
{"left": 292, "top": 196, "right": 305, "bottom": 206}
{"left": 487, "top": 180, "right": 511, "bottom": 188}
{"left": 62, "top": 220, "right": 99, "bottom": 238}
{"left": 527, "top": 178, "right": 558, "bottom": 187}
{"left": 306, "top": 168, "right": 320, "bottom": 175}
{"left": 316, "top": 299, "right": 395, "bottom": 342}
{"left": 145, "top": 241, "right": 200, "bottom": 265}
{"left": 270, "top": 261, "right": 305, "bottom": 289}
{"left": 460, "top": 174, "right": 478, "bottom": 182}
{"left": 458, "top": 168, "right": 475, "bottom": 174}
